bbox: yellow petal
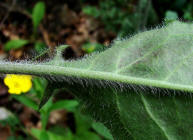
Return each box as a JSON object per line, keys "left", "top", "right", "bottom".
{"left": 4, "top": 74, "right": 32, "bottom": 94}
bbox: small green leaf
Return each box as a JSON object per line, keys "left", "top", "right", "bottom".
{"left": 32, "top": 1, "right": 45, "bottom": 30}
{"left": 31, "top": 77, "right": 47, "bottom": 98}
{"left": 183, "top": 5, "right": 193, "bottom": 20}
{"left": 82, "top": 6, "right": 100, "bottom": 18}
{"left": 74, "top": 131, "right": 101, "bottom": 140}
{"left": 40, "top": 98, "right": 53, "bottom": 129}
{"left": 82, "top": 42, "right": 104, "bottom": 53}
{"left": 4, "top": 39, "right": 28, "bottom": 51}
{"left": 75, "top": 111, "right": 92, "bottom": 133}
{"left": 40, "top": 130, "right": 49, "bottom": 140}
{"left": 12, "top": 95, "right": 38, "bottom": 110}
{"left": 31, "top": 128, "right": 72, "bottom": 140}
{"left": 34, "top": 42, "right": 47, "bottom": 53}
{"left": 92, "top": 122, "right": 113, "bottom": 140}
{"left": 165, "top": 10, "right": 178, "bottom": 23}
{"left": 48, "top": 100, "right": 79, "bottom": 112}
{"left": 40, "top": 111, "right": 50, "bottom": 130}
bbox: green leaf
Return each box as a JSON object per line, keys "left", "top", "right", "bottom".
{"left": 82, "top": 6, "right": 100, "bottom": 18}
{"left": 73, "top": 131, "right": 101, "bottom": 140}
{"left": 73, "top": 110, "right": 101, "bottom": 140}
{"left": 183, "top": 5, "right": 193, "bottom": 21}
{"left": 31, "top": 77, "right": 47, "bottom": 99}
{"left": 74, "top": 111, "right": 92, "bottom": 133}
{"left": 31, "top": 128, "right": 72, "bottom": 140}
{"left": 2, "top": 21, "right": 193, "bottom": 139}
{"left": 40, "top": 130, "right": 49, "bottom": 140}
{"left": 165, "top": 10, "right": 178, "bottom": 23}
{"left": 92, "top": 122, "right": 113, "bottom": 140}
{"left": 32, "top": 1, "right": 45, "bottom": 30}
{"left": 34, "top": 42, "right": 47, "bottom": 53}
{"left": 48, "top": 100, "right": 79, "bottom": 112}
{"left": 82, "top": 42, "right": 105, "bottom": 53}
{"left": 40, "top": 99, "right": 53, "bottom": 129}
{"left": 74, "top": 111, "right": 101, "bottom": 140}
{"left": 4, "top": 39, "right": 28, "bottom": 51}
{"left": 12, "top": 95, "right": 38, "bottom": 110}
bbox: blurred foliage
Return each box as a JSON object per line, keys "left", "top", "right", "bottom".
{"left": 34, "top": 42, "right": 47, "bottom": 53}
{"left": 82, "top": 42, "right": 104, "bottom": 53}
{"left": 32, "top": 1, "right": 45, "bottom": 31}
{"left": 4, "top": 39, "right": 29, "bottom": 51}
{"left": 82, "top": 0, "right": 193, "bottom": 37}
{"left": 164, "top": 10, "right": 179, "bottom": 24}
{"left": 83, "top": 0, "right": 158, "bottom": 37}
{"left": 183, "top": 4, "right": 193, "bottom": 20}
{"left": 0, "top": 76, "right": 112, "bottom": 140}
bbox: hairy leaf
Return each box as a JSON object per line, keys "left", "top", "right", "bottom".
{"left": 0, "top": 21, "right": 193, "bottom": 139}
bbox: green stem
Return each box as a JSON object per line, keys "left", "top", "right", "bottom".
{"left": 0, "top": 62, "right": 193, "bottom": 92}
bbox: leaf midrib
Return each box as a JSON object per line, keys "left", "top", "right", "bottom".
{"left": 0, "top": 62, "right": 193, "bottom": 93}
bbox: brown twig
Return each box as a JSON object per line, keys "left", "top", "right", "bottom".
{"left": 39, "top": 24, "right": 54, "bottom": 50}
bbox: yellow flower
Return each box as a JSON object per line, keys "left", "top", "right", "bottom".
{"left": 4, "top": 74, "right": 32, "bottom": 94}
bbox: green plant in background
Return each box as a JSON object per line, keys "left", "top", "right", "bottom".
{"left": 1, "top": 21, "right": 193, "bottom": 139}
{"left": 32, "top": 1, "right": 47, "bottom": 53}
{"left": 0, "top": 108, "right": 20, "bottom": 136}
{"left": 1, "top": 1, "right": 111, "bottom": 139}
{"left": 4, "top": 39, "right": 29, "bottom": 52}
{"left": 3, "top": 1, "right": 46, "bottom": 53}
{"left": 32, "top": 1, "right": 45, "bottom": 32}
{"left": 164, "top": 10, "right": 178, "bottom": 24}
{"left": 183, "top": 4, "right": 193, "bottom": 21}
{"left": 83, "top": 0, "right": 158, "bottom": 37}
{"left": 30, "top": 110, "right": 112, "bottom": 140}
{"left": 1, "top": 75, "right": 111, "bottom": 140}
{"left": 82, "top": 42, "right": 105, "bottom": 53}
{"left": 34, "top": 42, "right": 47, "bottom": 53}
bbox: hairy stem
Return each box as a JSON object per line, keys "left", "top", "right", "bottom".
{"left": 0, "top": 62, "right": 193, "bottom": 92}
